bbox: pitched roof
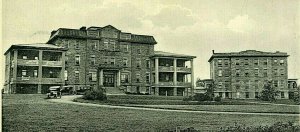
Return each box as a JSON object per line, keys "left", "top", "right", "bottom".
{"left": 208, "top": 50, "right": 289, "bottom": 62}
{"left": 153, "top": 51, "right": 196, "bottom": 59}
{"left": 4, "top": 43, "right": 66, "bottom": 55}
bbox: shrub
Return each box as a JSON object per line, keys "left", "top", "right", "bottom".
{"left": 193, "top": 93, "right": 213, "bottom": 101}
{"left": 83, "top": 88, "right": 107, "bottom": 101}
{"left": 214, "top": 96, "right": 222, "bottom": 102}
{"left": 219, "top": 122, "right": 300, "bottom": 132}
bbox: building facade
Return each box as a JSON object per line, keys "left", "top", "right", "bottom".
{"left": 151, "top": 51, "right": 195, "bottom": 96}
{"left": 288, "top": 79, "right": 298, "bottom": 99}
{"left": 45, "top": 25, "right": 195, "bottom": 96}
{"left": 3, "top": 44, "right": 67, "bottom": 94}
{"left": 208, "top": 50, "right": 289, "bottom": 99}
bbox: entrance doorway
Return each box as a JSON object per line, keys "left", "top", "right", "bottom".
{"left": 103, "top": 71, "right": 116, "bottom": 87}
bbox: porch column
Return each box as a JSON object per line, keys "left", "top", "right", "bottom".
{"left": 12, "top": 50, "right": 18, "bottom": 94}
{"left": 117, "top": 70, "right": 121, "bottom": 87}
{"left": 155, "top": 58, "right": 159, "bottom": 95}
{"left": 61, "top": 52, "right": 66, "bottom": 86}
{"left": 190, "top": 59, "right": 194, "bottom": 96}
{"left": 38, "top": 50, "right": 43, "bottom": 94}
{"left": 173, "top": 58, "right": 177, "bottom": 96}
{"left": 99, "top": 69, "right": 103, "bottom": 86}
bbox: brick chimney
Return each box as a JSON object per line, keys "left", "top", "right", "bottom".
{"left": 212, "top": 50, "right": 215, "bottom": 54}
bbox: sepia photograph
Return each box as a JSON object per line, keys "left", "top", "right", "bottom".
{"left": 1, "top": 0, "right": 300, "bottom": 131}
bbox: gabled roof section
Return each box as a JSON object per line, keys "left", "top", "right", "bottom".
{"left": 152, "top": 51, "right": 196, "bottom": 59}
{"left": 4, "top": 43, "right": 67, "bottom": 55}
{"left": 208, "top": 50, "right": 289, "bottom": 62}
{"left": 102, "top": 25, "right": 120, "bottom": 31}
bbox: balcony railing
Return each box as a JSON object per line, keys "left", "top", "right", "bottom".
{"left": 177, "top": 82, "right": 192, "bottom": 87}
{"left": 158, "top": 66, "right": 174, "bottom": 72}
{"left": 15, "top": 77, "right": 39, "bottom": 83}
{"left": 177, "top": 67, "right": 192, "bottom": 73}
{"left": 17, "top": 59, "right": 39, "bottom": 66}
{"left": 42, "top": 61, "right": 63, "bottom": 67}
{"left": 41, "top": 78, "right": 63, "bottom": 84}
{"left": 157, "top": 82, "right": 174, "bottom": 86}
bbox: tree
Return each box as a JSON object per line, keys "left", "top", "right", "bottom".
{"left": 195, "top": 78, "right": 202, "bottom": 87}
{"left": 204, "top": 82, "right": 216, "bottom": 101}
{"left": 293, "top": 86, "right": 300, "bottom": 104}
{"left": 260, "top": 81, "right": 279, "bottom": 102}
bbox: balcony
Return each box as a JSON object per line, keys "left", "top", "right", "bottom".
{"left": 17, "top": 59, "right": 39, "bottom": 66}
{"left": 42, "top": 61, "right": 63, "bottom": 67}
{"left": 177, "top": 67, "right": 192, "bottom": 73}
{"left": 158, "top": 66, "right": 174, "bottom": 72}
{"left": 156, "top": 82, "right": 174, "bottom": 86}
{"left": 15, "top": 77, "right": 39, "bottom": 84}
{"left": 177, "top": 82, "right": 192, "bottom": 87}
{"left": 41, "top": 78, "right": 63, "bottom": 84}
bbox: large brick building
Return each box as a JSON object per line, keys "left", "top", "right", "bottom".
{"left": 45, "top": 25, "right": 195, "bottom": 96}
{"left": 3, "top": 44, "right": 67, "bottom": 94}
{"left": 208, "top": 50, "right": 289, "bottom": 99}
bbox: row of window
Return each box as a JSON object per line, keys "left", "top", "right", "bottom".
{"left": 62, "top": 39, "right": 145, "bottom": 53}
{"left": 217, "top": 68, "right": 286, "bottom": 77}
{"left": 217, "top": 58, "right": 285, "bottom": 66}
{"left": 217, "top": 92, "right": 286, "bottom": 99}
{"left": 74, "top": 55, "right": 151, "bottom": 68}
{"left": 217, "top": 80, "right": 286, "bottom": 89}
{"left": 70, "top": 70, "right": 151, "bottom": 83}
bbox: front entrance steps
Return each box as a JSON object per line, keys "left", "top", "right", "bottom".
{"left": 104, "top": 87, "right": 125, "bottom": 95}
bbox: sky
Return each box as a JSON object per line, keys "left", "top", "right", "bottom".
{"left": 1, "top": 0, "right": 300, "bottom": 86}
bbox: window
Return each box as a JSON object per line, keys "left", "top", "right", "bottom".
{"left": 146, "top": 73, "right": 150, "bottom": 83}
{"left": 254, "top": 68, "right": 259, "bottom": 77}
{"left": 264, "top": 60, "right": 268, "bottom": 65}
{"left": 273, "top": 69, "right": 278, "bottom": 76}
{"left": 22, "top": 70, "right": 27, "bottom": 77}
{"left": 104, "top": 57, "right": 108, "bottom": 64}
{"left": 218, "top": 70, "right": 222, "bottom": 77}
{"left": 22, "top": 56, "right": 27, "bottom": 60}
{"left": 236, "top": 59, "right": 240, "bottom": 65}
{"left": 274, "top": 59, "right": 278, "bottom": 63}
{"left": 280, "top": 69, "right": 284, "bottom": 76}
{"left": 75, "top": 71, "right": 79, "bottom": 81}
{"left": 245, "top": 80, "right": 250, "bottom": 89}
{"left": 236, "top": 69, "right": 240, "bottom": 77}
{"left": 121, "top": 44, "right": 129, "bottom": 52}
{"left": 263, "top": 69, "right": 268, "bottom": 77}
{"left": 254, "top": 59, "right": 259, "bottom": 65}
{"left": 280, "top": 80, "right": 284, "bottom": 88}
{"left": 121, "top": 73, "right": 129, "bottom": 83}
{"left": 280, "top": 59, "right": 284, "bottom": 65}
{"left": 137, "top": 48, "right": 141, "bottom": 54}
{"left": 219, "top": 92, "right": 223, "bottom": 97}
{"left": 104, "top": 39, "right": 109, "bottom": 50}
{"left": 75, "top": 55, "right": 80, "bottom": 65}
{"left": 146, "top": 60, "right": 150, "bottom": 68}
{"left": 255, "top": 80, "right": 259, "bottom": 89}
{"left": 75, "top": 41, "right": 80, "bottom": 49}
{"left": 64, "top": 70, "right": 68, "bottom": 81}
{"left": 245, "top": 70, "right": 249, "bottom": 77}
{"left": 281, "top": 92, "right": 285, "bottom": 98}
{"left": 245, "top": 92, "right": 249, "bottom": 98}
{"left": 244, "top": 59, "right": 249, "bottom": 65}
{"left": 91, "top": 40, "right": 98, "bottom": 50}
{"left": 255, "top": 92, "right": 259, "bottom": 98}
{"left": 91, "top": 55, "right": 95, "bottom": 65}
{"left": 110, "top": 40, "right": 116, "bottom": 51}
{"left": 218, "top": 59, "right": 222, "bottom": 67}
{"left": 123, "top": 58, "right": 128, "bottom": 66}
{"left": 274, "top": 80, "right": 278, "bottom": 87}
{"left": 34, "top": 70, "right": 38, "bottom": 77}
{"left": 136, "top": 59, "right": 141, "bottom": 68}
{"left": 218, "top": 82, "right": 223, "bottom": 88}
{"left": 110, "top": 58, "right": 115, "bottom": 65}
{"left": 136, "top": 74, "right": 140, "bottom": 82}
{"left": 89, "top": 72, "right": 97, "bottom": 82}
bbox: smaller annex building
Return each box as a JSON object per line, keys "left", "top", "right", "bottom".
{"left": 3, "top": 44, "right": 67, "bottom": 94}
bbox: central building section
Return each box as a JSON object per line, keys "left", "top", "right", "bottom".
{"left": 47, "top": 25, "right": 195, "bottom": 96}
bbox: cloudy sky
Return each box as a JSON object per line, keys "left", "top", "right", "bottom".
{"left": 1, "top": 0, "right": 300, "bottom": 86}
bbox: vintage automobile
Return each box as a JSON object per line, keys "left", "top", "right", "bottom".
{"left": 61, "top": 86, "right": 76, "bottom": 95}
{"left": 46, "top": 86, "right": 62, "bottom": 99}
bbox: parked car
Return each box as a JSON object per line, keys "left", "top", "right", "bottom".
{"left": 76, "top": 86, "right": 92, "bottom": 95}
{"left": 61, "top": 86, "right": 76, "bottom": 95}
{"left": 46, "top": 86, "right": 62, "bottom": 99}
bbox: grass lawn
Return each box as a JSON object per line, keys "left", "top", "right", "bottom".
{"left": 3, "top": 94, "right": 300, "bottom": 131}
